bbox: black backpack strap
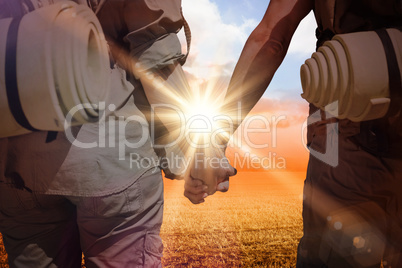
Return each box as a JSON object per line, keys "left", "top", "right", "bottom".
{"left": 351, "top": 28, "right": 402, "bottom": 157}
{"left": 375, "top": 28, "right": 402, "bottom": 117}
{"left": 4, "top": 3, "right": 59, "bottom": 142}
{"left": 5, "top": 17, "right": 38, "bottom": 132}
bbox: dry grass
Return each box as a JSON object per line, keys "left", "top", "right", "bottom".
{"left": 161, "top": 172, "right": 304, "bottom": 267}
{"left": 0, "top": 235, "right": 7, "bottom": 268}
{"left": 0, "top": 171, "right": 305, "bottom": 267}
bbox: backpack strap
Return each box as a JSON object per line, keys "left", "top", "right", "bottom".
{"left": 5, "top": 17, "right": 38, "bottom": 132}
{"left": 3, "top": 2, "right": 61, "bottom": 141}
{"left": 375, "top": 28, "right": 402, "bottom": 117}
{"left": 178, "top": 7, "right": 191, "bottom": 66}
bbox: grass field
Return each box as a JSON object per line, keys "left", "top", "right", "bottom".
{"left": 161, "top": 172, "right": 305, "bottom": 267}
{"left": 0, "top": 171, "right": 305, "bottom": 267}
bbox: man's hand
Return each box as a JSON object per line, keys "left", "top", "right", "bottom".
{"left": 184, "top": 178, "right": 208, "bottom": 204}
{"left": 188, "top": 151, "right": 237, "bottom": 195}
{"left": 183, "top": 175, "right": 234, "bottom": 204}
{"left": 183, "top": 147, "right": 237, "bottom": 204}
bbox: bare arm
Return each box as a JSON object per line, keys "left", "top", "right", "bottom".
{"left": 181, "top": 0, "right": 315, "bottom": 203}
{"left": 221, "top": 0, "right": 314, "bottom": 136}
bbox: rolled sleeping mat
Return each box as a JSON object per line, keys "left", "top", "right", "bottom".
{"left": 0, "top": 1, "right": 110, "bottom": 138}
{"left": 300, "top": 28, "right": 402, "bottom": 122}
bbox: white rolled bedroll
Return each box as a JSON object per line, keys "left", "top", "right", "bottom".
{"left": 301, "top": 28, "right": 402, "bottom": 122}
{"left": 0, "top": 1, "right": 110, "bottom": 138}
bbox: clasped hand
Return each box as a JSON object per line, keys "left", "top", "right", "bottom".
{"left": 183, "top": 149, "right": 237, "bottom": 204}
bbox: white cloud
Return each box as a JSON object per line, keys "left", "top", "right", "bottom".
{"left": 179, "top": 0, "right": 258, "bottom": 79}
{"left": 287, "top": 11, "right": 317, "bottom": 57}
{"left": 179, "top": 1, "right": 317, "bottom": 82}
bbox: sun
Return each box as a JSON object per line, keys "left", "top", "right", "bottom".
{"left": 183, "top": 100, "right": 219, "bottom": 130}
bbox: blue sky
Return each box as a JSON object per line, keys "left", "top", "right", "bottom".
{"left": 181, "top": 0, "right": 317, "bottom": 101}
{"left": 217, "top": 0, "right": 269, "bottom": 25}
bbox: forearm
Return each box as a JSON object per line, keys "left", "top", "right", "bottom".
{"left": 222, "top": 29, "right": 289, "bottom": 130}
{"left": 220, "top": 0, "right": 314, "bottom": 144}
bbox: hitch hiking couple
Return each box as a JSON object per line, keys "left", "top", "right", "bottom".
{"left": 0, "top": 0, "right": 401, "bottom": 267}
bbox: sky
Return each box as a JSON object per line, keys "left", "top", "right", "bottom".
{"left": 179, "top": 0, "right": 317, "bottom": 98}
{"left": 178, "top": 0, "right": 318, "bottom": 171}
